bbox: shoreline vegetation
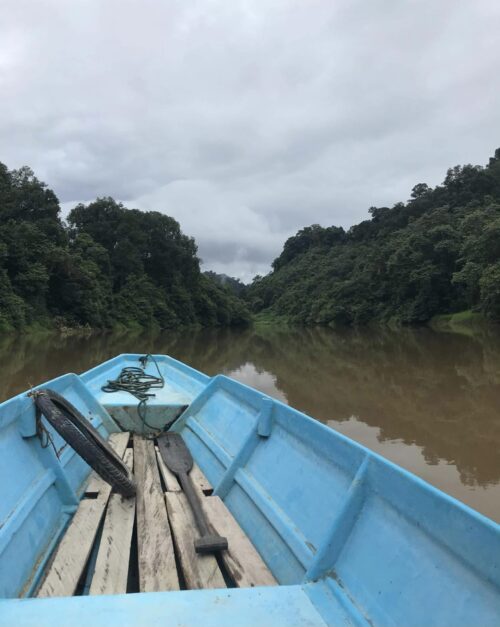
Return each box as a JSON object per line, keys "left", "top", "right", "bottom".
{"left": 2, "top": 148, "right": 500, "bottom": 336}
{"left": 0, "top": 162, "right": 250, "bottom": 334}
{"left": 7, "top": 307, "right": 494, "bottom": 342}
{"left": 246, "top": 148, "right": 500, "bottom": 328}
{"left": 252, "top": 308, "right": 494, "bottom": 338}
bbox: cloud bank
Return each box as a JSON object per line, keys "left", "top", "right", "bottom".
{"left": 1, "top": 0, "right": 499, "bottom": 279}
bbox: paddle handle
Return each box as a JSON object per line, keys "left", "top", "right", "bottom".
{"left": 177, "top": 471, "right": 210, "bottom": 537}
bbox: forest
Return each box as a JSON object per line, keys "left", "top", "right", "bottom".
{"left": 3, "top": 148, "right": 500, "bottom": 333}
{"left": 0, "top": 163, "right": 249, "bottom": 332}
{"left": 247, "top": 148, "right": 500, "bottom": 326}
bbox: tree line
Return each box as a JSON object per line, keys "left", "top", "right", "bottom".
{"left": 246, "top": 148, "right": 500, "bottom": 325}
{"left": 4, "top": 148, "right": 500, "bottom": 333}
{"left": 0, "top": 163, "right": 250, "bottom": 332}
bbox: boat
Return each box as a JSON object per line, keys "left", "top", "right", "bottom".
{"left": 0, "top": 353, "right": 498, "bottom": 626}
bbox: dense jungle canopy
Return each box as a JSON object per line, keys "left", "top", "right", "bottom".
{"left": 0, "top": 163, "right": 249, "bottom": 332}
{"left": 247, "top": 149, "right": 500, "bottom": 325}
{"left": 3, "top": 148, "right": 500, "bottom": 332}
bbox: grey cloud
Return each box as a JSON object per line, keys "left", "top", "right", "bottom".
{"left": 1, "top": 0, "right": 500, "bottom": 281}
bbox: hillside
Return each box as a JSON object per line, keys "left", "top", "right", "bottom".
{"left": 203, "top": 271, "right": 246, "bottom": 296}
{"left": 247, "top": 149, "right": 500, "bottom": 325}
{"left": 0, "top": 163, "right": 250, "bottom": 332}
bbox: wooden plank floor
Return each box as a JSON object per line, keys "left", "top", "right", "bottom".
{"left": 89, "top": 448, "right": 135, "bottom": 595}
{"left": 201, "top": 496, "right": 277, "bottom": 588}
{"left": 36, "top": 432, "right": 130, "bottom": 598}
{"left": 134, "top": 437, "right": 179, "bottom": 592}
{"left": 166, "top": 492, "right": 226, "bottom": 590}
{"left": 35, "top": 433, "right": 276, "bottom": 598}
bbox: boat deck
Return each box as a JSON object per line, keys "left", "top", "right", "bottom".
{"left": 34, "top": 432, "right": 276, "bottom": 598}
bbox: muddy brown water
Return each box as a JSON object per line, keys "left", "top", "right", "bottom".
{"left": 1, "top": 325, "right": 499, "bottom": 522}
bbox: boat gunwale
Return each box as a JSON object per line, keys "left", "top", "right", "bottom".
{"left": 172, "top": 372, "right": 500, "bottom": 592}
{"left": 175, "top": 372, "right": 500, "bottom": 534}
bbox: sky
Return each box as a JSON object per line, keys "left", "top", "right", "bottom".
{"left": 1, "top": 1, "right": 499, "bottom": 281}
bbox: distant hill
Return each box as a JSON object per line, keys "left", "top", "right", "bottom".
{"left": 0, "top": 162, "right": 250, "bottom": 332}
{"left": 204, "top": 271, "right": 246, "bottom": 296}
{"left": 247, "top": 148, "right": 500, "bottom": 325}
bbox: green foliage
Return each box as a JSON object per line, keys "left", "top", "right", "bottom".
{"left": 272, "top": 224, "right": 346, "bottom": 271}
{"left": 0, "top": 164, "right": 250, "bottom": 331}
{"left": 480, "top": 262, "right": 500, "bottom": 319}
{"left": 204, "top": 271, "right": 247, "bottom": 297}
{"left": 248, "top": 148, "right": 500, "bottom": 325}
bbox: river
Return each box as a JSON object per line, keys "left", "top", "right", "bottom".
{"left": 1, "top": 324, "right": 499, "bottom": 522}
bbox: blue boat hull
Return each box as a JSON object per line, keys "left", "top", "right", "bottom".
{"left": 0, "top": 354, "right": 498, "bottom": 626}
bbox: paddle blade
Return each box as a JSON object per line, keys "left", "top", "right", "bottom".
{"left": 158, "top": 432, "right": 193, "bottom": 475}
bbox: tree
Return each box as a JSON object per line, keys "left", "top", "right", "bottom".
{"left": 0, "top": 162, "right": 250, "bottom": 331}
{"left": 248, "top": 148, "right": 500, "bottom": 326}
{"left": 480, "top": 263, "right": 500, "bottom": 320}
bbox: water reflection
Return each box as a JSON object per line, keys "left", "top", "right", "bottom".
{"left": 1, "top": 324, "right": 499, "bottom": 521}
{"left": 224, "top": 363, "right": 288, "bottom": 404}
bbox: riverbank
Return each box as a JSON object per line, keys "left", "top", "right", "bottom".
{"left": 3, "top": 307, "right": 496, "bottom": 341}
{"left": 252, "top": 308, "right": 493, "bottom": 337}
{"left": 428, "top": 310, "right": 488, "bottom": 335}
{"left": 0, "top": 317, "right": 252, "bottom": 338}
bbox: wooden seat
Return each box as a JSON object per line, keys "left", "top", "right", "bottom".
{"left": 134, "top": 437, "right": 179, "bottom": 592}
{"left": 201, "top": 496, "right": 277, "bottom": 588}
{"left": 36, "top": 432, "right": 130, "bottom": 598}
{"left": 166, "top": 491, "right": 226, "bottom": 589}
{"left": 89, "top": 448, "right": 135, "bottom": 595}
{"left": 35, "top": 433, "right": 276, "bottom": 598}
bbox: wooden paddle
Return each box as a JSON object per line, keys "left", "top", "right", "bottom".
{"left": 158, "top": 432, "right": 228, "bottom": 554}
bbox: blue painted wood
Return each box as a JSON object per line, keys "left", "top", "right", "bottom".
{"left": 305, "top": 456, "right": 369, "bottom": 582}
{"left": 0, "top": 584, "right": 330, "bottom": 627}
{"left": 21, "top": 512, "right": 73, "bottom": 598}
{"left": 168, "top": 373, "right": 500, "bottom": 625}
{"left": 0, "top": 374, "right": 117, "bottom": 598}
{"left": 213, "top": 429, "right": 260, "bottom": 499}
{"left": 0, "top": 469, "right": 56, "bottom": 558}
{"left": 212, "top": 397, "right": 274, "bottom": 499}
{"left": 81, "top": 353, "right": 210, "bottom": 432}
{"left": 234, "top": 468, "right": 314, "bottom": 570}
{"left": 256, "top": 397, "right": 273, "bottom": 437}
{"left": 0, "top": 356, "right": 498, "bottom": 627}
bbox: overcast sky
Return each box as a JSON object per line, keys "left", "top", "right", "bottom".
{"left": 1, "top": 1, "right": 499, "bottom": 280}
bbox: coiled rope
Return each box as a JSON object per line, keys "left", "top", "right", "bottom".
{"left": 101, "top": 354, "right": 164, "bottom": 432}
